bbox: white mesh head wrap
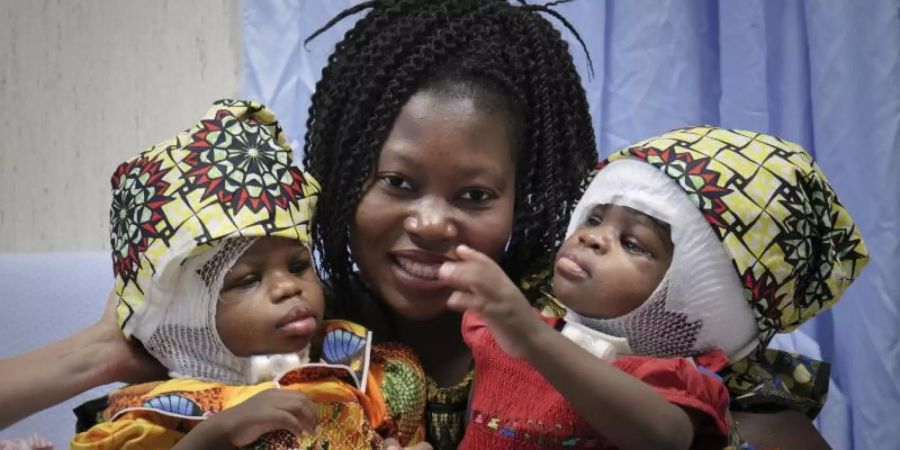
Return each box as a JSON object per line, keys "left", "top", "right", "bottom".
{"left": 109, "top": 100, "right": 320, "bottom": 383}
{"left": 140, "top": 237, "right": 308, "bottom": 384}
{"left": 141, "top": 238, "right": 256, "bottom": 383}
{"left": 563, "top": 159, "right": 759, "bottom": 360}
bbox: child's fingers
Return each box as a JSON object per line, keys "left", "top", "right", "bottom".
{"left": 440, "top": 247, "right": 500, "bottom": 293}
{"left": 276, "top": 391, "right": 317, "bottom": 434}
{"left": 269, "top": 410, "right": 305, "bottom": 437}
{"left": 383, "top": 438, "right": 434, "bottom": 450}
{"left": 455, "top": 244, "right": 494, "bottom": 265}
{"left": 455, "top": 245, "right": 508, "bottom": 289}
{"left": 445, "top": 290, "right": 482, "bottom": 312}
{"left": 437, "top": 260, "right": 471, "bottom": 290}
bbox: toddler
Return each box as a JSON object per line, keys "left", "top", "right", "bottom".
{"left": 72, "top": 100, "right": 425, "bottom": 450}
{"left": 440, "top": 126, "right": 868, "bottom": 449}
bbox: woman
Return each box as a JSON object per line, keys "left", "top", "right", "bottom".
{"left": 4, "top": 1, "right": 831, "bottom": 449}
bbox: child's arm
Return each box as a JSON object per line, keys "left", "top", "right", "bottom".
{"left": 0, "top": 291, "right": 166, "bottom": 429}
{"left": 172, "top": 389, "right": 317, "bottom": 450}
{"left": 439, "top": 245, "right": 699, "bottom": 450}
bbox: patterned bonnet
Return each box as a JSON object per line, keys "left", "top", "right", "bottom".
{"left": 109, "top": 99, "right": 320, "bottom": 382}
{"left": 586, "top": 126, "right": 868, "bottom": 350}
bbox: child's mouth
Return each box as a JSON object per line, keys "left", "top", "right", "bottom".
{"left": 277, "top": 308, "right": 317, "bottom": 335}
{"left": 556, "top": 255, "right": 589, "bottom": 279}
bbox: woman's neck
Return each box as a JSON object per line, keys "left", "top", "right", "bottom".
{"left": 391, "top": 310, "right": 472, "bottom": 388}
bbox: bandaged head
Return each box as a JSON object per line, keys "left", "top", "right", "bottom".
{"left": 109, "top": 99, "right": 320, "bottom": 383}
{"left": 566, "top": 126, "right": 868, "bottom": 360}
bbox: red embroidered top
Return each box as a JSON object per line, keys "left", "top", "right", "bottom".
{"left": 460, "top": 310, "right": 731, "bottom": 450}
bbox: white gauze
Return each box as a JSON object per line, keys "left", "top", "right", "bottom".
{"left": 563, "top": 159, "right": 758, "bottom": 360}
{"left": 137, "top": 237, "right": 305, "bottom": 384}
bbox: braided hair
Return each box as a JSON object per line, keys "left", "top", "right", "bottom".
{"left": 303, "top": 0, "right": 598, "bottom": 305}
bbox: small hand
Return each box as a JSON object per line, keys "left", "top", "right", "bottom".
{"left": 438, "top": 245, "right": 542, "bottom": 358}
{"left": 382, "top": 437, "right": 434, "bottom": 450}
{"left": 194, "top": 389, "right": 317, "bottom": 448}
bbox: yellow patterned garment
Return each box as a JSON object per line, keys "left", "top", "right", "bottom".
{"left": 600, "top": 126, "right": 868, "bottom": 417}
{"left": 423, "top": 371, "right": 474, "bottom": 450}
{"left": 109, "top": 99, "right": 320, "bottom": 339}
{"left": 71, "top": 321, "right": 426, "bottom": 450}
{"left": 603, "top": 125, "right": 868, "bottom": 344}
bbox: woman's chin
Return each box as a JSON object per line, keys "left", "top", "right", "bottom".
{"left": 384, "top": 295, "right": 453, "bottom": 323}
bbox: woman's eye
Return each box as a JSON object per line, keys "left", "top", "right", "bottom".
{"left": 379, "top": 174, "right": 412, "bottom": 190}
{"left": 459, "top": 189, "right": 495, "bottom": 202}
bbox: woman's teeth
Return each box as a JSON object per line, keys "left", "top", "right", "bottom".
{"left": 396, "top": 257, "right": 441, "bottom": 280}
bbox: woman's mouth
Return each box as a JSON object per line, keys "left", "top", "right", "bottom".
{"left": 389, "top": 250, "right": 453, "bottom": 292}
{"left": 395, "top": 256, "right": 441, "bottom": 280}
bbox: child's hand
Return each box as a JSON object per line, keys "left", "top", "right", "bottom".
{"left": 176, "top": 389, "right": 316, "bottom": 449}
{"left": 439, "top": 245, "right": 543, "bottom": 358}
{"left": 383, "top": 437, "right": 434, "bottom": 450}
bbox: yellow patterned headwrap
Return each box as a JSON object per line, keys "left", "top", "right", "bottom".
{"left": 602, "top": 125, "right": 868, "bottom": 344}
{"left": 109, "top": 99, "right": 320, "bottom": 338}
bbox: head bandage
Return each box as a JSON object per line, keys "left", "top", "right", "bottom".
{"left": 563, "top": 159, "right": 759, "bottom": 360}
{"left": 564, "top": 125, "right": 869, "bottom": 358}
{"left": 110, "top": 99, "right": 319, "bottom": 382}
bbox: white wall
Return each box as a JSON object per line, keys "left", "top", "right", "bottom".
{"left": 0, "top": 0, "right": 241, "bottom": 252}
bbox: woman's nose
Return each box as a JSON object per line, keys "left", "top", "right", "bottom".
{"left": 404, "top": 198, "right": 459, "bottom": 243}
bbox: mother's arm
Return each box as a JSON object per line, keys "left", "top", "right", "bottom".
{"left": 0, "top": 291, "right": 166, "bottom": 429}
{"left": 691, "top": 410, "right": 831, "bottom": 450}
{"left": 733, "top": 410, "right": 830, "bottom": 450}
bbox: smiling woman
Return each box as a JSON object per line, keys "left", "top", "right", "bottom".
{"left": 301, "top": 3, "right": 599, "bottom": 448}
{"left": 351, "top": 87, "right": 518, "bottom": 323}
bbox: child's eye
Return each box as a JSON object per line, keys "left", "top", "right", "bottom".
{"left": 622, "top": 239, "right": 651, "bottom": 256}
{"left": 289, "top": 260, "right": 311, "bottom": 274}
{"left": 585, "top": 214, "right": 603, "bottom": 227}
{"left": 459, "top": 188, "right": 496, "bottom": 203}
{"left": 378, "top": 174, "right": 413, "bottom": 191}
{"left": 227, "top": 274, "right": 260, "bottom": 291}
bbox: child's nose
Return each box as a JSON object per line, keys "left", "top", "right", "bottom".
{"left": 270, "top": 271, "right": 303, "bottom": 303}
{"left": 579, "top": 231, "right": 609, "bottom": 253}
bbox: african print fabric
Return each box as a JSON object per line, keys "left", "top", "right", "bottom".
{"left": 565, "top": 159, "right": 759, "bottom": 361}
{"left": 109, "top": 99, "right": 320, "bottom": 340}
{"left": 424, "top": 370, "right": 474, "bottom": 450}
{"left": 597, "top": 125, "right": 868, "bottom": 420}
{"left": 603, "top": 125, "right": 868, "bottom": 345}
{"left": 721, "top": 348, "right": 831, "bottom": 418}
{"left": 71, "top": 321, "right": 427, "bottom": 449}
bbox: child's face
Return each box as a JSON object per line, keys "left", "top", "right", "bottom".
{"left": 350, "top": 89, "right": 517, "bottom": 321}
{"left": 216, "top": 237, "right": 325, "bottom": 357}
{"left": 553, "top": 204, "right": 673, "bottom": 319}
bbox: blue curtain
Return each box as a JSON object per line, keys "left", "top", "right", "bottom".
{"left": 241, "top": 1, "right": 900, "bottom": 448}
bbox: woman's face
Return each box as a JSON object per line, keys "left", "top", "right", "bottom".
{"left": 351, "top": 89, "right": 517, "bottom": 321}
